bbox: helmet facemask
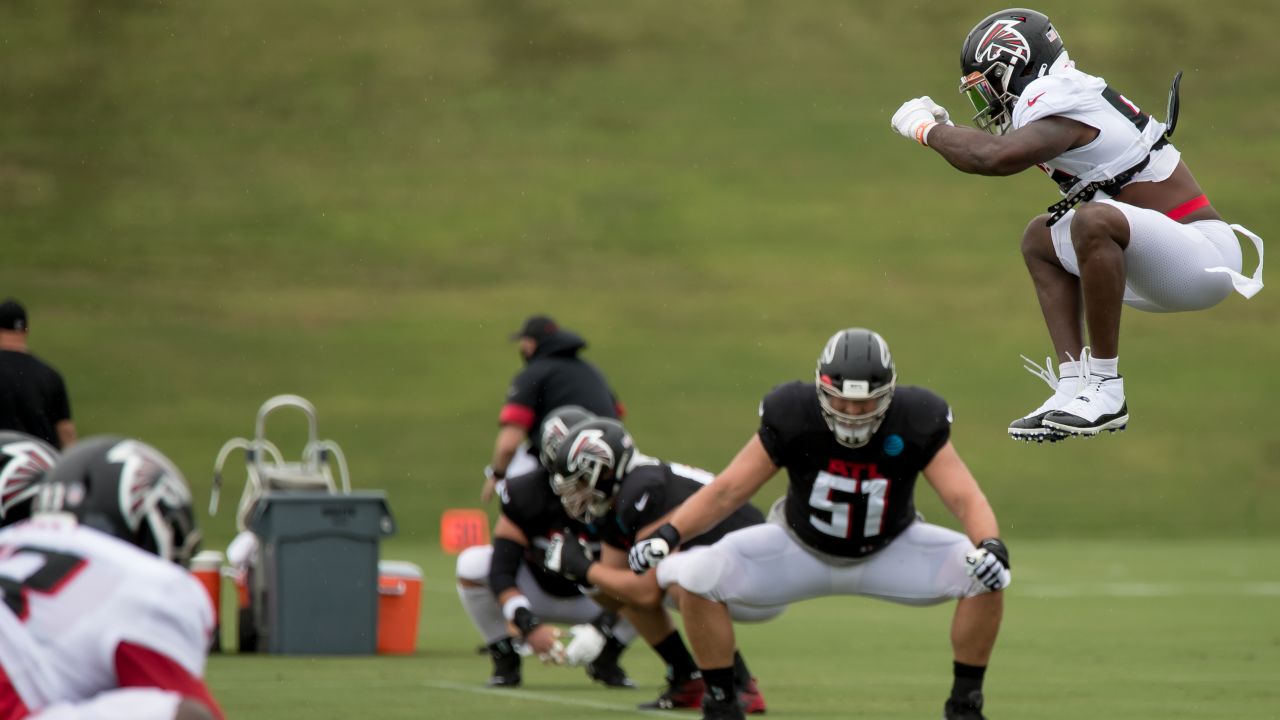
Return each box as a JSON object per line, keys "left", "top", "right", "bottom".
{"left": 816, "top": 374, "right": 896, "bottom": 448}
{"left": 961, "top": 65, "right": 1016, "bottom": 135}
{"left": 551, "top": 421, "right": 631, "bottom": 523}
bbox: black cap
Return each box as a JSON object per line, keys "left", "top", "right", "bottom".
{"left": 0, "top": 299, "right": 27, "bottom": 331}
{"left": 510, "top": 314, "right": 559, "bottom": 342}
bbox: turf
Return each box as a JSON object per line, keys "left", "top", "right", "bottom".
{"left": 3, "top": 1, "right": 1278, "bottom": 717}
{"left": 207, "top": 538, "right": 1280, "bottom": 719}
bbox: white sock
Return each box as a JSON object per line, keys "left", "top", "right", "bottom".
{"left": 1089, "top": 356, "right": 1119, "bottom": 378}
{"left": 457, "top": 583, "right": 510, "bottom": 645}
{"left": 1058, "top": 360, "right": 1081, "bottom": 380}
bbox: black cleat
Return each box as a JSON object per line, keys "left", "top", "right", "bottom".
{"left": 944, "top": 690, "right": 986, "bottom": 720}
{"left": 639, "top": 674, "right": 706, "bottom": 710}
{"left": 486, "top": 638, "right": 522, "bottom": 688}
{"left": 701, "top": 691, "right": 746, "bottom": 720}
{"left": 586, "top": 659, "right": 636, "bottom": 688}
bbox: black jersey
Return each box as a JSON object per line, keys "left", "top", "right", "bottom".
{"left": 500, "top": 331, "right": 621, "bottom": 458}
{"left": 499, "top": 466, "right": 600, "bottom": 597}
{"left": 0, "top": 350, "right": 72, "bottom": 449}
{"left": 597, "top": 459, "right": 765, "bottom": 551}
{"left": 758, "top": 381, "right": 951, "bottom": 558}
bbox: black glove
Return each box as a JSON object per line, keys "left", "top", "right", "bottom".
{"left": 628, "top": 523, "right": 681, "bottom": 573}
{"left": 544, "top": 531, "right": 595, "bottom": 583}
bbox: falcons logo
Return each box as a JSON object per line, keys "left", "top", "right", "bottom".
{"left": 0, "top": 439, "right": 57, "bottom": 518}
{"left": 974, "top": 19, "right": 1031, "bottom": 65}
{"left": 107, "top": 440, "right": 190, "bottom": 531}
{"left": 565, "top": 429, "right": 614, "bottom": 477}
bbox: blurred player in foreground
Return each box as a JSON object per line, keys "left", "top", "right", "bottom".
{"left": 0, "top": 436, "right": 222, "bottom": 720}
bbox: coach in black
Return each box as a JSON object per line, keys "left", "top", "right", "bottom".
{"left": 0, "top": 299, "right": 77, "bottom": 450}
{"left": 482, "top": 315, "right": 623, "bottom": 502}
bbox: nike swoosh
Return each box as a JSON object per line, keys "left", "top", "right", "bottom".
{"left": 1027, "top": 92, "right": 1046, "bottom": 107}
{"left": 635, "top": 492, "right": 649, "bottom": 511}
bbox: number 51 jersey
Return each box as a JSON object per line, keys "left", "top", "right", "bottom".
{"left": 758, "top": 381, "right": 952, "bottom": 559}
{"left": 0, "top": 515, "right": 214, "bottom": 713}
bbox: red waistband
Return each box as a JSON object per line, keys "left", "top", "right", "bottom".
{"left": 1166, "top": 194, "right": 1209, "bottom": 220}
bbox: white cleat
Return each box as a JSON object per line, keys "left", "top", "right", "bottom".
{"left": 1042, "top": 373, "right": 1128, "bottom": 436}
{"left": 1008, "top": 354, "right": 1082, "bottom": 443}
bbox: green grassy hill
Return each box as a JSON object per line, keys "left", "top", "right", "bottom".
{"left": 4, "top": 0, "right": 1278, "bottom": 548}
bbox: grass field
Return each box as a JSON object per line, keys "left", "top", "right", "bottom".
{"left": 208, "top": 538, "right": 1280, "bottom": 719}
{"left": 3, "top": 1, "right": 1279, "bottom": 718}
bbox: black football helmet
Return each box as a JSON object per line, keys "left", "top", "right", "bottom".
{"left": 815, "top": 329, "right": 897, "bottom": 448}
{"left": 959, "top": 8, "right": 1067, "bottom": 134}
{"left": 538, "top": 405, "right": 596, "bottom": 471}
{"left": 32, "top": 436, "right": 201, "bottom": 565}
{"left": 0, "top": 431, "right": 59, "bottom": 526}
{"left": 550, "top": 418, "right": 636, "bottom": 523}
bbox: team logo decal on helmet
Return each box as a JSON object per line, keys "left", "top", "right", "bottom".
{"left": 551, "top": 419, "right": 635, "bottom": 522}
{"left": 0, "top": 433, "right": 59, "bottom": 524}
{"left": 973, "top": 19, "right": 1031, "bottom": 65}
{"left": 35, "top": 436, "right": 201, "bottom": 565}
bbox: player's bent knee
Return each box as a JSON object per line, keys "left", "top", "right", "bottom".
{"left": 1069, "top": 201, "right": 1127, "bottom": 244}
{"left": 455, "top": 544, "right": 492, "bottom": 583}
{"left": 1020, "top": 214, "right": 1056, "bottom": 259}
{"left": 670, "top": 546, "right": 734, "bottom": 600}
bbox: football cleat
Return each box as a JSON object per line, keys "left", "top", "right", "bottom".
{"left": 639, "top": 675, "right": 706, "bottom": 710}
{"left": 701, "top": 691, "right": 747, "bottom": 720}
{"left": 739, "top": 677, "right": 767, "bottom": 715}
{"left": 1008, "top": 355, "right": 1081, "bottom": 443}
{"left": 586, "top": 659, "right": 636, "bottom": 688}
{"left": 486, "top": 638, "right": 522, "bottom": 688}
{"left": 1042, "top": 374, "right": 1127, "bottom": 436}
{"left": 943, "top": 690, "right": 987, "bottom": 720}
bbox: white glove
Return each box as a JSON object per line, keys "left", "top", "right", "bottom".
{"left": 564, "top": 623, "right": 608, "bottom": 666}
{"left": 891, "top": 97, "right": 944, "bottom": 145}
{"left": 628, "top": 523, "right": 680, "bottom": 573}
{"left": 965, "top": 546, "right": 1012, "bottom": 591}
{"left": 627, "top": 537, "right": 669, "bottom": 572}
{"left": 918, "top": 95, "right": 955, "bottom": 126}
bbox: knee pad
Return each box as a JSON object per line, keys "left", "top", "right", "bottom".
{"left": 455, "top": 544, "right": 493, "bottom": 583}
{"left": 667, "top": 546, "right": 734, "bottom": 599}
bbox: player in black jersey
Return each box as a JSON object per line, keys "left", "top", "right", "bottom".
{"left": 628, "top": 329, "right": 1010, "bottom": 720}
{"left": 539, "top": 418, "right": 771, "bottom": 713}
{"left": 456, "top": 406, "right": 638, "bottom": 689}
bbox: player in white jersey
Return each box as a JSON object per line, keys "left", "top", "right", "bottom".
{"left": 889, "top": 8, "right": 1264, "bottom": 441}
{"left": 0, "top": 436, "right": 222, "bottom": 720}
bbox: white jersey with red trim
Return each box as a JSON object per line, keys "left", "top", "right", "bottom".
{"left": 0, "top": 515, "right": 213, "bottom": 714}
{"left": 1012, "top": 67, "right": 1178, "bottom": 195}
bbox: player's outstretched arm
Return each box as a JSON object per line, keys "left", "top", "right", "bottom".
{"left": 629, "top": 435, "right": 777, "bottom": 573}
{"left": 892, "top": 97, "right": 1088, "bottom": 177}
{"left": 922, "top": 441, "right": 999, "bottom": 543}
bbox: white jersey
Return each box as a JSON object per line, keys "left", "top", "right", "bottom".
{"left": 1012, "top": 67, "right": 1179, "bottom": 196}
{"left": 0, "top": 515, "right": 213, "bottom": 713}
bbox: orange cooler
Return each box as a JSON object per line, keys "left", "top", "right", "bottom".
{"left": 377, "top": 560, "right": 422, "bottom": 655}
{"left": 189, "top": 550, "right": 224, "bottom": 650}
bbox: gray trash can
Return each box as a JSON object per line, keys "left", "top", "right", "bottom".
{"left": 247, "top": 490, "right": 396, "bottom": 654}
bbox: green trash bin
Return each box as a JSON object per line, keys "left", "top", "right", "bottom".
{"left": 247, "top": 490, "right": 396, "bottom": 654}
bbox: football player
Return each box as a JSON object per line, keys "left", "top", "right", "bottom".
{"left": 456, "top": 406, "right": 639, "bottom": 689}
{"left": 629, "top": 329, "right": 1008, "bottom": 720}
{"left": 0, "top": 431, "right": 59, "bottom": 526}
{"left": 540, "top": 418, "right": 771, "bottom": 714}
{"left": 890, "top": 8, "right": 1263, "bottom": 441}
{"left": 0, "top": 436, "right": 223, "bottom": 720}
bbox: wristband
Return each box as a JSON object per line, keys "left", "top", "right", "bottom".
{"left": 485, "top": 465, "right": 506, "bottom": 482}
{"left": 653, "top": 522, "right": 682, "bottom": 549}
{"left": 916, "top": 120, "right": 939, "bottom": 146}
{"left": 977, "top": 537, "right": 1010, "bottom": 568}
{"left": 512, "top": 607, "right": 541, "bottom": 637}
{"left": 502, "top": 595, "right": 532, "bottom": 622}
